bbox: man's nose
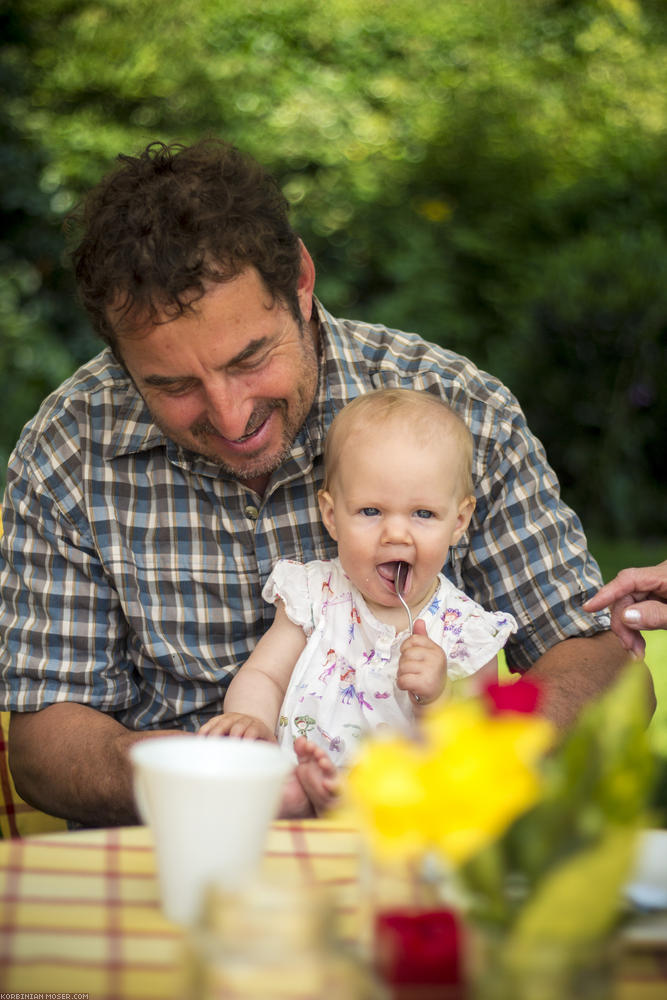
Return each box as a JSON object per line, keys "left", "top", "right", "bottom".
{"left": 204, "top": 380, "right": 254, "bottom": 441}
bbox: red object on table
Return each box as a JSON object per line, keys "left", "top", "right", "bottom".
{"left": 375, "top": 906, "right": 463, "bottom": 996}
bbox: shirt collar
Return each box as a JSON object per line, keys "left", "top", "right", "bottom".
{"left": 104, "top": 363, "right": 166, "bottom": 460}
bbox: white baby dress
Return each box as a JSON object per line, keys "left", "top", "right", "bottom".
{"left": 264, "top": 557, "right": 518, "bottom": 768}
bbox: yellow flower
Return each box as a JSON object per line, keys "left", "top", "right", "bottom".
{"left": 346, "top": 738, "right": 432, "bottom": 860}
{"left": 346, "top": 699, "right": 554, "bottom": 866}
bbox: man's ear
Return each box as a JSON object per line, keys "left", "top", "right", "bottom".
{"left": 452, "top": 495, "right": 476, "bottom": 544}
{"left": 296, "top": 241, "right": 316, "bottom": 324}
{"left": 318, "top": 489, "right": 338, "bottom": 541}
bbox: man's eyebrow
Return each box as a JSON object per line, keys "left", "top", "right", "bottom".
{"left": 142, "top": 373, "right": 194, "bottom": 388}
{"left": 140, "top": 336, "right": 273, "bottom": 387}
{"left": 227, "top": 336, "right": 272, "bottom": 366}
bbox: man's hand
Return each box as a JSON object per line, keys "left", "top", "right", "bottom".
{"left": 584, "top": 561, "right": 667, "bottom": 658}
{"left": 396, "top": 618, "right": 447, "bottom": 706}
{"left": 199, "top": 712, "right": 276, "bottom": 742}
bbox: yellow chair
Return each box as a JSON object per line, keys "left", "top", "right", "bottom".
{"left": 0, "top": 713, "right": 68, "bottom": 837}
{"left": 0, "top": 512, "right": 68, "bottom": 837}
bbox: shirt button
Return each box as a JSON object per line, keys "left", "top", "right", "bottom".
{"left": 244, "top": 504, "right": 259, "bottom": 521}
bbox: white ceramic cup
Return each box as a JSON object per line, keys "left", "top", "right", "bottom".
{"left": 627, "top": 829, "right": 667, "bottom": 910}
{"left": 130, "top": 735, "right": 291, "bottom": 925}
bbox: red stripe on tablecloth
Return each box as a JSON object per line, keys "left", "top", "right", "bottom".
{"left": 287, "top": 823, "right": 316, "bottom": 877}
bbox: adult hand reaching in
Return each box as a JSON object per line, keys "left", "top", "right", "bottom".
{"left": 584, "top": 561, "right": 667, "bottom": 659}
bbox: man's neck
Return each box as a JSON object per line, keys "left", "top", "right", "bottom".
{"left": 241, "top": 473, "right": 271, "bottom": 497}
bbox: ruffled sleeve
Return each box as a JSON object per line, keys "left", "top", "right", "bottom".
{"left": 428, "top": 581, "right": 518, "bottom": 679}
{"left": 261, "top": 559, "right": 316, "bottom": 634}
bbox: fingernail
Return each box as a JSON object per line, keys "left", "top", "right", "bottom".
{"left": 623, "top": 609, "right": 641, "bottom": 623}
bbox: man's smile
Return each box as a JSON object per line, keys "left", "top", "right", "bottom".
{"left": 191, "top": 404, "right": 281, "bottom": 453}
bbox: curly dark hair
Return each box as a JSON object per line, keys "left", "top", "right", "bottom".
{"left": 69, "top": 139, "right": 304, "bottom": 349}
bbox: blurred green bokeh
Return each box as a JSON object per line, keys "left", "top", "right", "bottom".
{"left": 1, "top": 0, "right": 666, "bottom": 538}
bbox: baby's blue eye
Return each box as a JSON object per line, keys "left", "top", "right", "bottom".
{"left": 361, "top": 507, "right": 380, "bottom": 517}
{"left": 415, "top": 509, "right": 434, "bottom": 519}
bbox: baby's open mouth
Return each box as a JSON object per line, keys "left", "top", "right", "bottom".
{"left": 377, "top": 561, "right": 412, "bottom": 593}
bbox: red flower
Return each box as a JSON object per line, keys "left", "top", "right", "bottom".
{"left": 484, "top": 678, "right": 542, "bottom": 715}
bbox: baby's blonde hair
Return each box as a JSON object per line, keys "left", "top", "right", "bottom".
{"left": 322, "top": 387, "right": 474, "bottom": 497}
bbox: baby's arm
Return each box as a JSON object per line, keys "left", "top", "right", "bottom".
{"left": 396, "top": 618, "right": 448, "bottom": 706}
{"left": 448, "top": 654, "right": 500, "bottom": 700}
{"left": 471, "top": 654, "right": 499, "bottom": 689}
{"left": 200, "top": 600, "right": 307, "bottom": 740}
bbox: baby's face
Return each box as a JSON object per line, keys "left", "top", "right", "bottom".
{"left": 318, "top": 420, "right": 474, "bottom": 624}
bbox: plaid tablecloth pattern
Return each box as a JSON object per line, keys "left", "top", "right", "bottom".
{"left": 0, "top": 821, "right": 665, "bottom": 999}
{"left": 0, "top": 821, "right": 366, "bottom": 998}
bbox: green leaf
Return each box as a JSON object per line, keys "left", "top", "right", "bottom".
{"left": 504, "top": 825, "right": 638, "bottom": 959}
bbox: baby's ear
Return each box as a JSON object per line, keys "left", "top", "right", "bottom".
{"left": 318, "top": 489, "right": 338, "bottom": 541}
{"left": 452, "top": 494, "right": 476, "bottom": 543}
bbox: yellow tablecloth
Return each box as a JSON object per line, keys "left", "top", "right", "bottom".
{"left": 0, "top": 820, "right": 665, "bottom": 998}
{"left": 0, "top": 820, "right": 365, "bottom": 997}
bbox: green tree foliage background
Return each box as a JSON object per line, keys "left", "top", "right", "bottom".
{"left": 1, "top": 0, "right": 665, "bottom": 538}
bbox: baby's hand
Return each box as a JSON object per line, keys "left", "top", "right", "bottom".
{"left": 199, "top": 712, "right": 276, "bottom": 742}
{"left": 397, "top": 618, "right": 447, "bottom": 706}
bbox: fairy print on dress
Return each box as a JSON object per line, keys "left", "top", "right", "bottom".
{"left": 263, "top": 557, "right": 517, "bottom": 768}
{"left": 441, "top": 606, "right": 464, "bottom": 635}
{"left": 355, "top": 690, "right": 374, "bottom": 711}
{"left": 348, "top": 603, "right": 361, "bottom": 642}
{"left": 426, "top": 593, "right": 442, "bottom": 616}
{"left": 318, "top": 649, "right": 355, "bottom": 689}
{"left": 318, "top": 648, "right": 337, "bottom": 683}
{"left": 339, "top": 682, "right": 373, "bottom": 711}
{"left": 340, "top": 683, "right": 356, "bottom": 705}
{"left": 294, "top": 715, "right": 316, "bottom": 738}
{"left": 316, "top": 724, "right": 346, "bottom": 755}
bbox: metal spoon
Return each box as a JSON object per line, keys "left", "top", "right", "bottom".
{"left": 394, "top": 561, "right": 413, "bottom": 635}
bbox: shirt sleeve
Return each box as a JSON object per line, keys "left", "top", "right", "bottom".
{"left": 0, "top": 459, "right": 140, "bottom": 714}
{"left": 261, "top": 559, "right": 315, "bottom": 634}
{"left": 449, "top": 388, "right": 611, "bottom": 673}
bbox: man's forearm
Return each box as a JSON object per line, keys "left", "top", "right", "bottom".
{"left": 526, "top": 630, "right": 656, "bottom": 729}
{"left": 9, "top": 702, "right": 186, "bottom": 827}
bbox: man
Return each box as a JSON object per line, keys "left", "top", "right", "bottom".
{"left": 0, "top": 139, "right": 652, "bottom": 827}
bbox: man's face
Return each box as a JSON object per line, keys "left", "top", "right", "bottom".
{"left": 116, "top": 263, "right": 319, "bottom": 493}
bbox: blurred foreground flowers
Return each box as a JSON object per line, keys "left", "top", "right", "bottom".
{"left": 346, "top": 664, "right": 654, "bottom": 986}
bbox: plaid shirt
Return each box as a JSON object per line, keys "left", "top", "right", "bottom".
{"left": 0, "top": 299, "right": 609, "bottom": 731}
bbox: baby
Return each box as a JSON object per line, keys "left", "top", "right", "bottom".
{"left": 201, "top": 388, "right": 517, "bottom": 815}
